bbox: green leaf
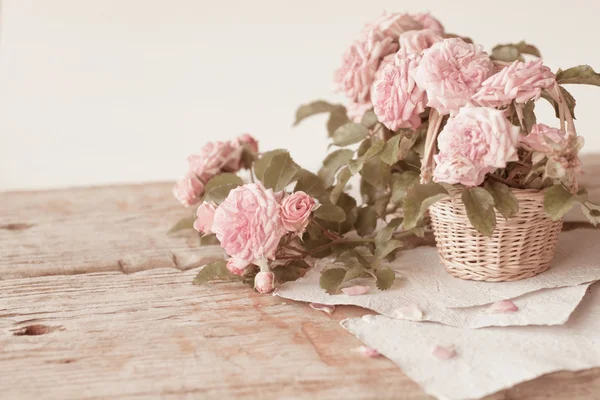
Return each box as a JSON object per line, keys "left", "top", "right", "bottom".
{"left": 374, "top": 192, "right": 391, "bottom": 218}
{"left": 484, "top": 181, "right": 519, "bottom": 219}
{"left": 318, "top": 149, "right": 354, "bottom": 187}
{"left": 522, "top": 101, "right": 537, "bottom": 133}
{"left": 343, "top": 265, "right": 367, "bottom": 283}
{"left": 556, "top": 65, "right": 600, "bottom": 86}
{"left": 403, "top": 182, "right": 449, "bottom": 229}
{"left": 374, "top": 240, "right": 403, "bottom": 259}
{"left": 356, "top": 138, "right": 372, "bottom": 157}
{"left": 294, "top": 169, "right": 326, "bottom": 197}
{"left": 355, "top": 206, "right": 378, "bottom": 237}
{"left": 254, "top": 149, "right": 287, "bottom": 181}
{"left": 204, "top": 173, "right": 244, "bottom": 204}
{"left": 263, "top": 151, "right": 301, "bottom": 191}
{"left": 314, "top": 204, "right": 346, "bottom": 223}
{"left": 390, "top": 171, "right": 420, "bottom": 205}
{"left": 294, "top": 100, "right": 338, "bottom": 126}
{"left": 375, "top": 218, "right": 403, "bottom": 247}
{"left": 491, "top": 41, "right": 541, "bottom": 62}
{"left": 360, "top": 110, "right": 378, "bottom": 128}
{"left": 168, "top": 215, "right": 196, "bottom": 234}
{"left": 327, "top": 106, "right": 350, "bottom": 136}
{"left": 361, "top": 158, "right": 391, "bottom": 190}
{"left": 199, "top": 233, "right": 220, "bottom": 246}
{"left": 544, "top": 184, "right": 576, "bottom": 221}
{"left": 348, "top": 137, "right": 385, "bottom": 174}
{"left": 380, "top": 135, "right": 402, "bottom": 165}
{"left": 193, "top": 260, "right": 237, "bottom": 285}
{"left": 541, "top": 87, "right": 577, "bottom": 119}
{"left": 330, "top": 167, "right": 353, "bottom": 204}
{"left": 319, "top": 268, "right": 346, "bottom": 294}
{"left": 462, "top": 187, "right": 497, "bottom": 236}
{"left": 331, "top": 123, "right": 369, "bottom": 146}
{"left": 272, "top": 260, "right": 310, "bottom": 283}
{"left": 375, "top": 267, "right": 396, "bottom": 290}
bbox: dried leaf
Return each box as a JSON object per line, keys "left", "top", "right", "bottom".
{"left": 403, "top": 182, "right": 449, "bottom": 229}
{"left": 193, "top": 260, "right": 237, "bottom": 285}
{"left": 491, "top": 41, "right": 540, "bottom": 62}
{"left": 204, "top": 173, "right": 244, "bottom": 204}
{"left": 488, "top": 300, "right": 519, "bottom": 313}
{"left": 355, "top": 206, "right": 378, "bottom": 237}
{"left": 332, "top": 123, "right": 369, "bottom": 146}
{"left": 462, "top": 187, "right": 497, "bottom": 236}
{"left": 199, "top": 233, "right": 220, "bottom": 246}
{"left": 541, "top": 87, "right": 577, "bottom": 119}
{"left": 341, "top": 285, "right": 371, "bottom": 296}
{"left": 484, "top": 181, "right": 519, "bottom": 219}
{"left": 319, "top": 268, "right": 346, "bottom": 294}
{"left": 314, "top": 204, "right": 346, "bottom": 223}
{"left": 374, "top": 267, "right": 396, "bottom": 290}
{"left": 318, "top": 149, "right": 354, "bottom": 187}
{"left": 556, "top": 64, "right": 600, "bottom": 86}
{"left": 294, "top": 100, "right": 338, "bottom": 126}
{"left": 544, "top": 184, "right": 576, "bottom": 221}
{"left": 263, "top": 151, "right": 301, "bottom": 192}
{"left": 168, "top": 215, "right": 196, "bottom": 234}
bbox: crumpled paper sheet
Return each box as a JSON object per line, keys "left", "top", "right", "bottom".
{"left": 340, "top": 282, "right": 600, "bottom": 400}
{"left": 276, "top": 263, "right": 592, "bottom": 328}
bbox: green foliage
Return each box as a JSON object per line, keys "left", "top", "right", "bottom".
{"left": 314, "top": 204, "right": 346, "bottom": 223}
{"left": 294, "top": 100, "right": 338, "bottom": 126}
{"left": 556, "top": 65, "right": 600, "bottom": 86}
{"left": 294, "top": 169, "right": 326, "bottom": 197}
{"left": 204, "top": 173, "right": 244, "bottom": 204}
{"left": 199, "top": 233, "right": 220, "bottom": 246}
{"left": 331, "top": 123, "right": 369, "bottom": 146}
{"left": 318, "top": 149, "right": 354, "bottom": 186}
{"left": 462, "top": 187, "right": 496, "bottom": 236}
{"left": 374, "top": 240, "right": 403, "bottom": 260}
{"left": 319, "top": 267, "right": 346, "bottom": 294}
{"left": 355, "top": 206, "right": 378, "bottom": 237}
{"left": 262, "top": 151, "right": 301, "bottom": 191}
{"left": 375, "top": 267, "right": 395, "bottom": 290}
{"left": 361, "top": 158, "right": 391, "bottom": 190}
{"left": 327, "top": 106, "right": 350, "bottom": 136}
{"left": 193, "top": 260, "right": 239, "bottom": 285}
{"left": 491, "top": 41, "right": 541, "bottom": 62}
{"left": 254, "top": 149, "right": 287, "bottom": 181}
{"left": 544, "top": 184, "right": 576, "bottom": 221}
{"left": 360, "top": 110, "right": 379, "bottom": 128}
{"left": 390, "top": 171, "right": 420, "bottom": 206}
{"left": 380, "top": 135, "right": 402, "bottom": 165}
{"left": 330, "top": 167, "right": 353, "bottom": 204}
{"left": 541, "top": 87, "right": 577, "bottom": 119}
{"left": 168, "top": 215, "right": 196, "bottom": 234}
{"left": 403, "top": 182, "right": 449, "bottom": 229}
{"left": 484, "top": 181, "right": 519, "bottom": 220}
{"left": 272, "top": 260, "right": 311, "bottom": 283}
{"left": 348, "top": 137, "right": 385, "bottom": 174}
{"left": 375, "top": 218, "right": 402, "bottom": 247}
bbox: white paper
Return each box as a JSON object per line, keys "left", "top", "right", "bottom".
{"left": 276, "top": 263, "right": 592, "bottom": 328}
{"left": 340, "top": 282, "right": 600, "bottom": 400}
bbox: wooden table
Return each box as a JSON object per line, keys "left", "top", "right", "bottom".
{"left": 3, "top": 156, "right": 600, "bottom": 399}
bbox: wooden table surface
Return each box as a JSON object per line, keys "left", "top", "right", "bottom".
{"left": 2, "top": 156, "right": 600, "bottom": 400}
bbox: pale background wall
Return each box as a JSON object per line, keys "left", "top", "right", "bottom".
{"left": 1, "top": 0, "right": 599, "bottom": 191}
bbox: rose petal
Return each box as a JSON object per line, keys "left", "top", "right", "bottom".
{"left": 391, "top": 304, "right": 424, "bottom": 321}
{"left": 341, "top": 285, "right": 371, "bottom": 296}
{"left": 432, "top": 345, "right": 456, "bottom": 360}
{"left": 356, "top": 346, "right": 381, "bottom": 358}
{"left": 488, "top": 300, "right": 519, "bottom": 313}
{"left": 309, "top": 303, "right": 335, "bottom": 315}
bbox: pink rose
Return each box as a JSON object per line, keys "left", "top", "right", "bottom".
{"left": 412, "top": 38, "right": 494, "bottom": 115}
{"left": 346, "top": 101, "right": 373, "bottom": 123}
{"left": 173, "top": 173, "right": 204, "bottom": 207}
{"left": 212, "top": 183, "right": 286, "bottom": 263}
{"left": 223, "top": 134, "right": 259, "bottom": 172}
{"left": 237, "top": 134, "right": 259, "bottom": 154}
{"left": 399, "top": 29, "right": 443, "bottom": 54}
{"left": 254, "top": 271, "right": 275, "bottom": 294}
{"left": 363, "top": 12, "right": 423, "bottom": 40}
{"left": 521, "top": 123, "right": 568, "bottom": 153}
{"left": 433, "top": 107, "right": 520, "bottom": 186}
{"left": 193, "top": 202, "right": 217, "bottom": 234}
{"left": 280, "top": 191, "right": 316, "bottom": 234}
{"left": 334, "top": 36, "right": 398, "bottom": 103}
{"left": 410, "top": 12, "right": 445, "bottom": 33}
{"left": 371, "top": 52, "right": 427, "bottom": 131}
{"left": 188, "top": 141, "right": 240, "bottom": 181}
{"left": 473, "top": 60, "right": 556, "bottom": 107}
{"left": 226, "top": 258, "right": 249, "bottom": 276}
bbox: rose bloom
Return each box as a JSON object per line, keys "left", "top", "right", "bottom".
{"left": 334, "top": 35, "right": 398, "bottom": 103}
{"left": 237, "top": 134, "right": 259, "bottom": 154}
{"left": 473, "top": 60, "right": 556, "bottom": 107}
{"left": 254, "top": 271, "right": 275, "bottom": 294}
{"left": 280, "top": 191, "right": 316, "bottom": 235}
{"left": 173, "top": 172, "right": 204, "bottom": 207}
{"left": 410, "top": 12, "right": 445, "bottom": 33}
{"left": 188, "top": 140, "right": 241, "bottom": 181}
{"left": 398, "top": 29, "right": 443, "bottom": 55}
{"left": 224, "top": 134, "right": 259, "bottom": 171}
{"left": 363, "top": 11, "right": 423, "bottom": 40}
{"left": 193, "top": 202, "right": 217, "bottom": 234}
{"left": 226, "top": 258, "right": 249, "bottom": 276}
{"left": 371, "top": 52, "right": 427, "bottom": 131}
{"left": 521, "top": 123, "right": 568, "bottom": 153}
{"left": 433, "top": 107, "right": 520, "bottom": 186}
{"left": 412, "top": 38, "right": 494, "bottom": 115}
{"left": 212, "top": 183, "right": 287, "bottom": 263}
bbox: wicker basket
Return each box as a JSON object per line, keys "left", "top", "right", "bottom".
{"left": 429, "top": 189, "right": 563, "bottom": 282}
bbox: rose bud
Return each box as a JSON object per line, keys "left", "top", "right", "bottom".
{"left": 254, "top": 271, "right": 275, "bottom": 294}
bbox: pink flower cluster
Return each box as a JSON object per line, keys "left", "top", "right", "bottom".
{"left": 433, "top": 107, "right": 520, "bottom": 186}
{"left": 173, "top": 134, "right": 258, "bottom": 207}
{"left": 193, "top": 185, "right": 317, "bottom": 292}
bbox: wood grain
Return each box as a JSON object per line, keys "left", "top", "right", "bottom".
{"left": 1, "top": 155, "right": 600, "bottom": 399}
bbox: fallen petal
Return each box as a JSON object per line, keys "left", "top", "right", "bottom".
{"left": 309, "top": 303, "right": 335, "bottom": 315}
{"left": 432, "top": 345, "right": 456, "bottom": 360}
{"left": 391, "top": 304, "right": 424, "bottom": 321}
{"left": 356, "top": 346, "right": 381, "bottom": 358}
{"left": 342, "top": 285, "right": 371, "bottom": 296}
{"left": 488, "top": 300, "right": 519, "bottom": 313}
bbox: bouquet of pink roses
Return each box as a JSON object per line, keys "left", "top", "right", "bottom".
{"left": 174, "top": 10, "right": 600, "bottom": 291}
